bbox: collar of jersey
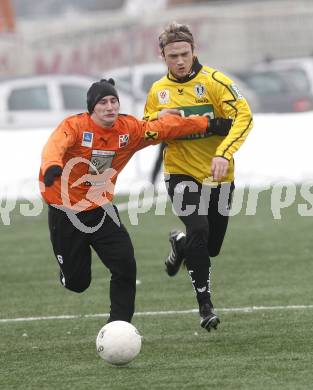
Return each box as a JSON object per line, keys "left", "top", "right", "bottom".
{"left": 167, "top": 57, "right": 202, "bottom": 83}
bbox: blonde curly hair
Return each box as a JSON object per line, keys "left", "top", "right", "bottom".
{"left": 158, "top": 22, "right": 194, "bottom": 54}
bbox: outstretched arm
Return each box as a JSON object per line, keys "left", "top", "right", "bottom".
{"left": 135, "top": 114, "right": 232, "bottom": 149}
{"left": 139, "top": 114, "right": 209, "bottom": 145}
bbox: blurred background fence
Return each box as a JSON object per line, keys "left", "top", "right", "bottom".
{"left": 1, "top": 0, "right": 313, "bottom": 77}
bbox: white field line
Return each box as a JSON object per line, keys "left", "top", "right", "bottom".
{"left": 1, "top": 304, "right": 313, "bottom": 324}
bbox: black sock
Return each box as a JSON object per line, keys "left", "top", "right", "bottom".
{"left": 185, "top": 262, "right": 213, "bottom": 307}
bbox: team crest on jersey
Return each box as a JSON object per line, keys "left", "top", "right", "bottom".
{"left": 157, "top": 89, "right": 170, "bottom": 104}
{"left": 194, "top": 84, "right": 206, "bottom": 98}
{"left": 82, "top": 131, "right": 93, "bottom": 147}
{"left": 119, "top": 134, "right": 129, "bottom": 148}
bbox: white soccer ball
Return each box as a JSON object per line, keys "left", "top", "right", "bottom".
{"left": 96, "top": 320, "right": 142, "bottom": 365}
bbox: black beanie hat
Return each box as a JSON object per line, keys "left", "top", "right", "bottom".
{"left": 87, "top": 78, "right": 119, "bottom": 114}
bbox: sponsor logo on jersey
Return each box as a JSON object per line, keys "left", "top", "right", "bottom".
{"left": 144, "top": 130, "right": 159, "bottom": 141}
{"left": 119, "top": 134, "right": 129, "bottom": 148}
{"left": 195, "top": 97, "right": 209, "bottom": 103}
{"left": 157, "top": 89, "right": 170, "bottom": 104}
{"left": 194, "top": 84, "right": 206, "bottom": 98}
{"left": 177, "top": 104, "right": 214, "bottom": 119}
{"left": 88, "top": 150, "right": 116, "bottom": 174}
{"left": 174, "top": 104, "right": 214, "bottom": 141}
{"left": 82, "top": 131, "right": 93, "bottom": 147}
{"left": 229, "top": 84, "right": 243, "bottom": 99}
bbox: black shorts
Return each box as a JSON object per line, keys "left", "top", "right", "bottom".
{"left": 48, "top": 204, "right": 136, "bottom": 321}
{"left": 166, "top": 174, "right": 234, "bottom": 257}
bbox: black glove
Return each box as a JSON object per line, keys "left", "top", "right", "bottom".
{"left": 44, "top": 165, "right": 62, "bottom": 187}
{"left": 208, "top": 118, "right": 233, "bottom": 136}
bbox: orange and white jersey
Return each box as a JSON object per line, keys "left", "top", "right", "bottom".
{"left": 39, "top": 112, "right": 208, "bottom": 211}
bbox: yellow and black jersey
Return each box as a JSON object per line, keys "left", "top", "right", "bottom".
{"left": 144, "top": 58, "right": 253, "bottom": 184}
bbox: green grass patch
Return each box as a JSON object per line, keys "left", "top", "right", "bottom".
{"left": 1, "top": 188, "right": 313, "bottom": 389}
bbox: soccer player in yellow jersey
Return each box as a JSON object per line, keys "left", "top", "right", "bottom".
{"left": 144, "top": 22, "right": 254, "bottom": 332}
